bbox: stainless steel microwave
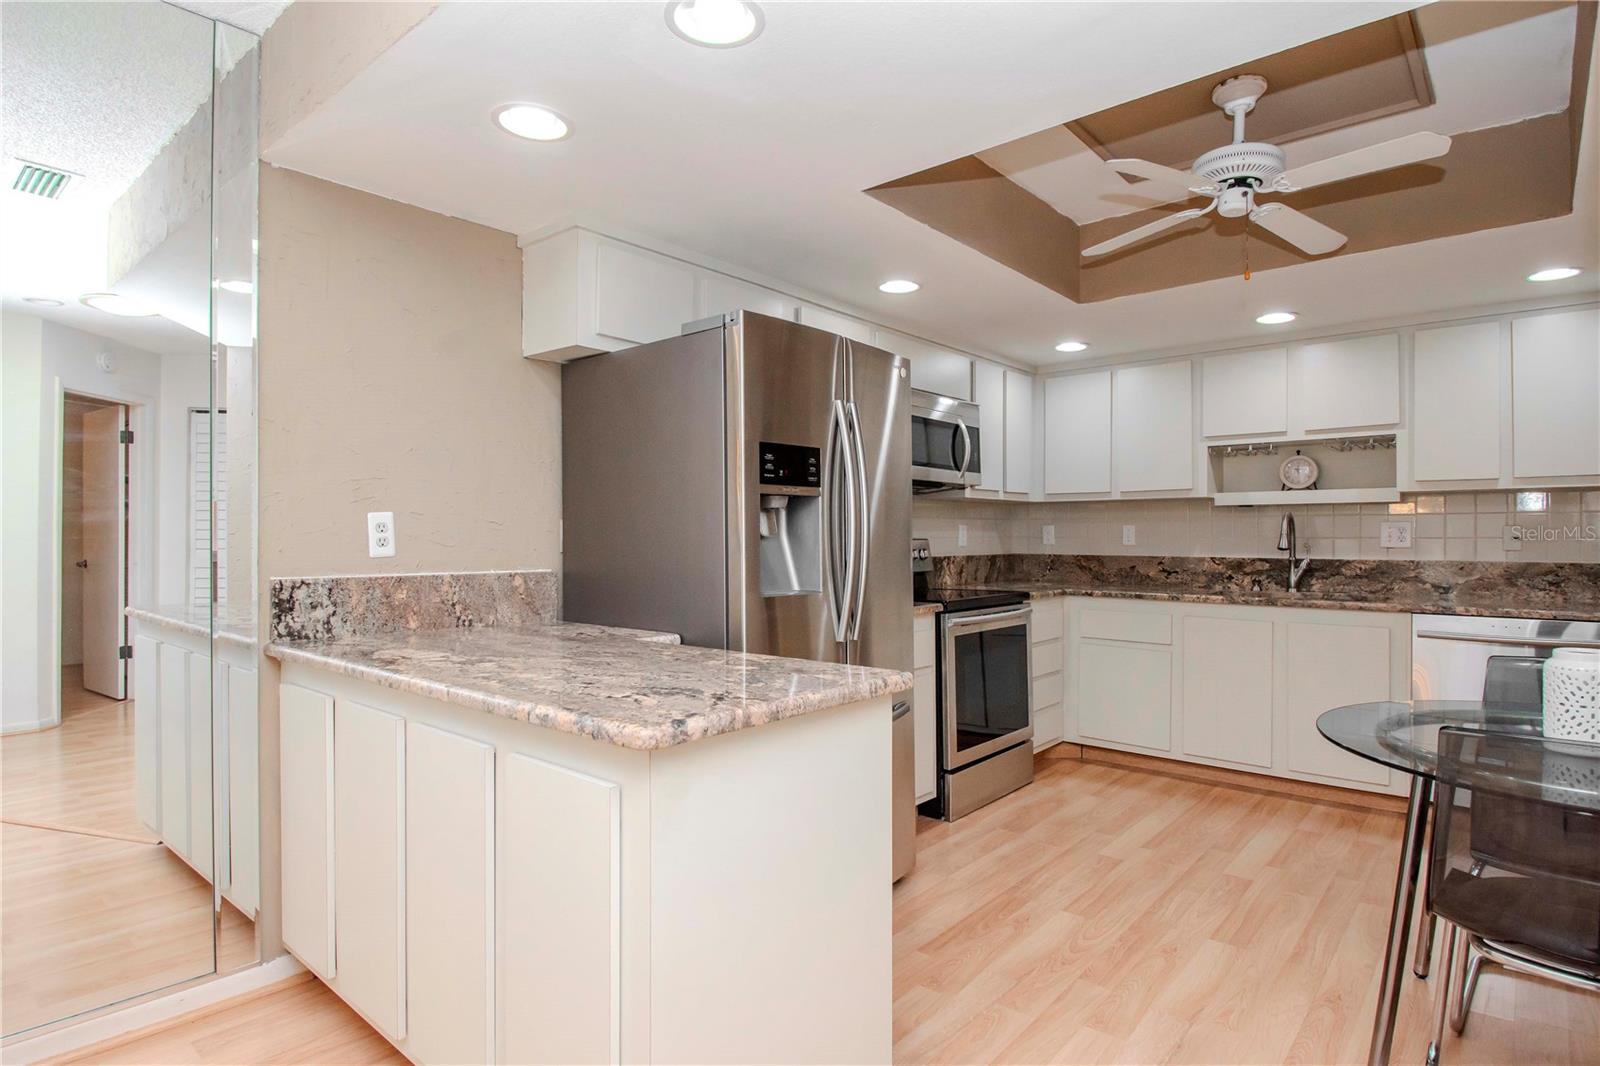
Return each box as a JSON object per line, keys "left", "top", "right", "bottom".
{"left": 911, "top": 388, "right": 981, "bottom": 492}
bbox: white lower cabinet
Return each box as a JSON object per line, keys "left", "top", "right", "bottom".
{"left": 912, "top": 616, "right": 937, "bottom": 802}
{"left": 1065, "top": 598, "right": 1409, "bottom": 795}
{"left": 1030, "top": 598, "right": 1065, "bottom": 749}
{"left": 133, "top": 635, "right": 162, "bottom": 834}
{"left": 279, "top": 682, "right": 335, "bottom": 978}
{"left": 158, "top": 643, "right": 190, "bottom": 859}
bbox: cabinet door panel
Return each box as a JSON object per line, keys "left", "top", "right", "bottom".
{"left": 1004, "top": 371, "right": 1034, "bottom": 494}
{"left": 1298, "top": 334, "right": 1400, "bottom": 431}
{"left": 795, "top": 304, "right": 872, "bottom": 343}
{"left": 1285, "top": 622, "right": 1392, "bottom": 786}
{"left": 228, "top": 665, "right": 260, "bottom": 917}
{"left": 499, "top": 754, "right": 620, "bottom": 1066}
{"left": 881, "top": 329, "right": 972, "bottom": 400}
{"left": 1413, "top": 322, "right": 1501, "bottom": 481}
{"left": 158, "top": 643, "right": 189, "bottom": 858}
{"left": 133, "top": 635, "right": 162, "bottom": 835}
{"left": 1182, "top": 616, "right": 1273, "bottom": 768}
{"left": 1078, "top": 641, "right": 1172, "bottom": 751}
{"left": 334, "top": 700, "right": 406, "bottom": 1039}
{"left": 973, "top": 361, "right": 1006, "bottom": 492}
{"left": 280, "top": 683, "right": 335, "bottom": 977}
{"left": 913, "top": 668, "right": 936, "bottom": 802}
{"left": 1202, "top": 348, "right": 1287, "bottom": 437}
{"left": 187, "top": 652, "right": 212, "bottom": 879}
{"left": 697, "top": 273, "right": 789, "bottom": 321}
{"left": 1511, "top": 309, "right": 1600, "bottom": 478}
{"left": 1043, "top": 372, "right": 1111, "bottom": 494}
{"left": 1114, "top": 362, "right": 1193, "bottom": 492}
{"left": 592, "top": 241, "right": 697, "bottom": 345}
{"left": 407, "top": 723, "right": 494, "bottom": 1066}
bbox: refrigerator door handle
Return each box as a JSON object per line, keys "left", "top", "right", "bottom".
{"left": 825, "top": 399, "right": 855, "bottom": 644}
{"left": 847, "top": 401, "right": 870, "bottom": 642}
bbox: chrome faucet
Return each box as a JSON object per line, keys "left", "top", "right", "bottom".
{"left": 1278, "top": 512, "right": 1311, "bottom": 591}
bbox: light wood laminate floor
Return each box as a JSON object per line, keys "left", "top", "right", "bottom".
{"left": 44, "top": 756, "right": 1600, "bottom": 1065}
{"left": 1, "top": 671, "right": 255, "bottom": 1038}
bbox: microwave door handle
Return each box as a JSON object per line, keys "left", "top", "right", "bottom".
{"left": 955, "top": 419, "right": 973, "bottom": 478}
{"left": 1414, "top": 629, "right": 1600, "bottom": 650}
{"left": 847, "top": 401, "right": 870, "bottom": 641}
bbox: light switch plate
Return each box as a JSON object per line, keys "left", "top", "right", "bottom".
{"left": 1122, "top": 524, "right": 1136, "bottom": 546}
{"left": 367, "top": 511, "right": 396, "bottom": 557}
{"left": 1042, "top": 524, "right": 1055, "bottom": 546}
{"left": 1379, "top": 521, "right": 1412, "bottom": 549}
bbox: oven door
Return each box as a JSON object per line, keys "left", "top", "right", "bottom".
{"left": 1412, "top": 614, "right": 1600, "bottom": 704}
{"left": 941, "top": 605, "right": 1032, "bottom": 769}
{"left": 911, "top": 393, "right": 980, "bottom": 489}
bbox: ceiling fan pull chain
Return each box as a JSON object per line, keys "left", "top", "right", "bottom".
{"left": 1242, "top": 225, "right": 1252, "bottom": 281}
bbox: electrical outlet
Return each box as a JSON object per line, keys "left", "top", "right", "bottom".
{"left": 1122, "top": 524, "right": 1136, "bottom": 546}
{"left": 957, "top": 523, "right": 968, "bottom": 549}
{"left": 1379, "top": 521, "right": 1412, "bottom": 549}
{"left": 367, "top": 511, "right": 396, "bottom": 558}
{"left": 1042, "top": 524, "right": 1055, "bottom": 546}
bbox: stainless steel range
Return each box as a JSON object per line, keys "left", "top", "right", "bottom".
{"left": 913, "top": 540, "right": 1033, "bottom": 820}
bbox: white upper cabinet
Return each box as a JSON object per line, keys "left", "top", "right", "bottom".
{"left": 1004, "top": 370, "right": 1034, "bottom": 494}
{"left": 1296, "top": 334, "right": 1400, "bottom": 431}
{"left": 1412, "top": 321, "right": 1501, "bottom": 482}
{"left": 1114, "top": 361, "right": 1193, "bottom": 492}
{"left": 593, "top": 241, "right": 698, "bottom": 346}
{"left": 877, "top": 328, "right": 972, "bottom": 400}
{"left": 795, "top": 303, "right": 873, "bottom": 343}
{"left": 1512, "top": 309, "right": 1600, "bottom": 478}
{"left": 972, "top": 359, "right": 1007, "bottom": 493}
{"left": 1201, "top": 348, "right": 1287, "bottom": 438}
{"left": 1043, "top": 371, "right": 1111, "bottom": 495}
{"left": 696, "top": 273, "right": 791, "bottom": 322}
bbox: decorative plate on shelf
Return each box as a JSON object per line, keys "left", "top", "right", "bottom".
{"left": 1279, "top": 453, "right": 1319, "bottom": 490}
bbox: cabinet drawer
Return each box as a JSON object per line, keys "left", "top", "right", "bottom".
{"left": 1033, "top": 671, "right": 1063, "bottom": 712}
{"left": 1080, "top": 608, "right": 1172, "bottom": 646}
{"left": 1031, "top": 637, "right": 1063, "bottom": 679}
{"left": 913, "top": 620, "right": 936, "bottom": 670}
{"left": 1030, "top": 600, "right": 1063, "bottom": 642}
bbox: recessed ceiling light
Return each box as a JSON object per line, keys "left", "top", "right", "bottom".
{"left": 1054, "top": 340, "right": 1088, "bottom": 353}
{"left": 667, "top": 0, "right": 763, "bottom": 47}
{"left": 1255, "top": 311, "right": 1297, "bottom": 325}
{"left": 878, "top": 279, "right": 919, "bottom": 294}
{"left": 219, "top": 280, "right": 253, "bottom": 294}
{"left": 80, "top": 292, "right": 157, "bottom": 317}
{"left": 23, "top": 296, "right": 64, "bottom": 307}
{"left": 493, "top": 104, "right": 571, "bottom": 142}
{"left": 1527, "top": 267, "right": 1581, "bottom": 282}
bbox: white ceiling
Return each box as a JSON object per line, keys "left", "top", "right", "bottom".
{"left": 981, "top": 3, "right": 1581, "bottom": 225}
{"left": 265, "top": 1, "right": 1600, "bottom": 368}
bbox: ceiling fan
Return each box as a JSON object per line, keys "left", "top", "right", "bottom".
{"left": 1080, "top": 74, "right": 1452, "bottom": 259}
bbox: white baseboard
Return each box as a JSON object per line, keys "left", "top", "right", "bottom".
{"left": 1, "top": 954, "right": 305, "bottom": 1064}
{"left": 0, "top": 717, "right": 57, "bottom": 736}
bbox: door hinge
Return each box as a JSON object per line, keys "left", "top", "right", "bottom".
{"left": 118, "top": 644, "right": 133, "bottom": 660}
{"left": 119, "top": 429, "right": 134, "bottom": 444}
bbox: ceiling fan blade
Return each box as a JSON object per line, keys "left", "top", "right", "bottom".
{"left": 1105, "top": 157, "right": 1206, "bottom": 196}
{"left": 1277, "top": 131, "right": 1452, "bottom": 192}
{"left": 1249, "top": 202, "right": 1347, "bottom": 256}
{"left": 1082, "top": 207, "right": 1210, "bottom": 258}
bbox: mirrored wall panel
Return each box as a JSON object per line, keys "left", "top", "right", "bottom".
{"left": 0, "top": 1, "right": 259, "bottom": 1038}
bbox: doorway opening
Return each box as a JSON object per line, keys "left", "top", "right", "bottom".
{"left": 61, "top": 393, "right": 130, "bottom": 710}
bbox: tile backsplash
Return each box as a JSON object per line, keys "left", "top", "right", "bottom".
{"left": 913, "top": 491, "right": 1600, "bottom": 564}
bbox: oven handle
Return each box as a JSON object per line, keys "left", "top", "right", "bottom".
{"left": 946, "top": 605, "right": 1031, "bottom": 629}
{"left": 1414, "top": 629, "right": 1600, "bottom": 650}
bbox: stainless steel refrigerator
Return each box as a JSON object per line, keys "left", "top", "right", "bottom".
{"left": 562, "top": 310, "right": 912, "bottom": 679}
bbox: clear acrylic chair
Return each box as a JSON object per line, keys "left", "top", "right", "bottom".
{"left": 1424, "top": 728, "right": 1600, "bottom": 1065}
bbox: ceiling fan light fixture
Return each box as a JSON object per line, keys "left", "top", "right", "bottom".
{"left": 1054, "top": 340, "right": 1088, "bottom": 353}
{"left": 667, "top": 0, "right": 763, "bottom": 47}
{"left": 1255, "top": 311, "right": 1297, "bottom": 326}
{"left": 1527, "top": 267, "right": 1581, "bottom": 282}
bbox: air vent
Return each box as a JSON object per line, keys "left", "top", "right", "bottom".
{"left": 11, "top": 161, "right": 75, "bottom": 199}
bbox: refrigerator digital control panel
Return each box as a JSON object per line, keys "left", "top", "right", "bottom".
{"left": 759, "top": 441, "right": 821, "bottom": 491}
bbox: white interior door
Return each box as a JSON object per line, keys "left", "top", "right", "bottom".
{"left": 80, "top": 404, "right": 127, "bottom": 699}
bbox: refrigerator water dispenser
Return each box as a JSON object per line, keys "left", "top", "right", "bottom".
{"left": 759, "top": 493, "right": 822, "bottom": 597}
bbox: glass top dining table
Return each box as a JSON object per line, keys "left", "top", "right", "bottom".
{"left": 1316, "top": 700, "right": 1600, "bottom": 1066}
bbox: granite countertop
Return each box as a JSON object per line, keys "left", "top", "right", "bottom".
{"left": 913, "top": 602, "right": 942, "bottom": 617}
{"left": 929, "top": 555, "right": 1600, "bottom": 622}
{"left": 265, "top": 623, "right": 912, "bottom": 751}
{"left": 127, "top": 604, "right": 257, "bottom": 649}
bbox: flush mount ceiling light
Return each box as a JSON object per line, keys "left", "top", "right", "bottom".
{"left": 878, "top": 279, "right": 919, "bottom": 294}
{"left": 666, "top": 0, "right": 763, "bottom": 47}
{"left": 23, "top": 296, "right": 64, "bottom": 307}
{"left": 1255, "top": 310, "right": 1297, "bottom": 325}
{"left": 1527, "top": 267, "right": 1581, "bottom": 282}
{"left": 218, "top": 280, "right": 253, "bottom": 294}
{"left": 1054, "top": 340, "right": 1089, "bottom": 353}
{"left": 80, "top": 292, "right": 156, "bottom": 317}
{"left": 492, "top": 104, "right": 571, "bottom": 142}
